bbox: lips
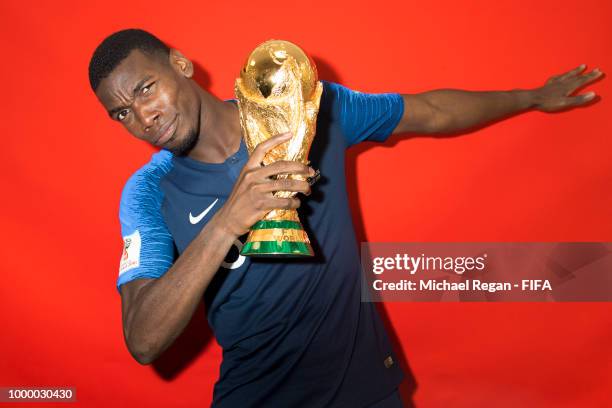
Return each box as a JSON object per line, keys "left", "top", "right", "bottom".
{"left": 154, "top": 115, "right": 178, "bottom": 146}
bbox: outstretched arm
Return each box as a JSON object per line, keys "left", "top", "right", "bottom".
{"left": 392, "top": 64, "right": 604, "bottom": 135}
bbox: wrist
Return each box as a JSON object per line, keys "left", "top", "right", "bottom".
{"left": 514, "top": 88, "right": 540, "bottom": 110}
{"left": 209, "top": 212, "right": 241, "bottom": 241}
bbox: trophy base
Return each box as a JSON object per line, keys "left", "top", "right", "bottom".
{"left": 240, "top": 220, "right": 314, "bottom": 257}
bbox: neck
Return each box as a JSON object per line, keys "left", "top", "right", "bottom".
{"left": 187, "top": 86, "right": 242, "bottom": 163}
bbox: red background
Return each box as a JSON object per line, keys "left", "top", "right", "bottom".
{"left": 1, "top": 0, "right": 610, "bottom": 407}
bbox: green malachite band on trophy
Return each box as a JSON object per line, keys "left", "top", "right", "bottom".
{"left": 248, "top": 228, "right": 309, "bottom": 243}
{"left": 241, "top": 219, "right": 313, "bottom": 256}
{"left": 251, "top": 220, "right": 302, "bottom": 230}
{"left": 241, "top": 240, "right": 313, "bottom": 257}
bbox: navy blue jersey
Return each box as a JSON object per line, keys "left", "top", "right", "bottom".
{"left": 116, "top": 80, "right": 405, "bottom": 407}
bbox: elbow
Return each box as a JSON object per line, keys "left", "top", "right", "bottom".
{"left": 429, "top": 108, "right": 454, "bottom": 134}
{"left": 131, "top": 348, "right": 156, "bottom": 365}
{"left": 125, "top": 333, "right": 159, "bottom": 365}
{"left": 136, "top": 355, "right": 155, "bottom": 366}
{"left": 130, "top": 344, "right": 159, "bottom": 365}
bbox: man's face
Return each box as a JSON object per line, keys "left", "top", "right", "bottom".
{"left": 95, "top": 49, "right": 201, "bottom": 155}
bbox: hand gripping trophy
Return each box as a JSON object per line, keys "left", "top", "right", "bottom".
{"left": 234, "top": 40, "right": 323, "bottom": 257}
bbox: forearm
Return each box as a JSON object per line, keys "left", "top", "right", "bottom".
{"left": 423, "top": 88, "right": 537, "bottom": 133}
{"left": 125, "top": 215, "right": 236, "bottom": 363}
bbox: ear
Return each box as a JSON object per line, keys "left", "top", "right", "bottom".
{"left": 169, "top": 48, "right": 194, "bottom": 78}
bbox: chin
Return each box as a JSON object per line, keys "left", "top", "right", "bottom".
{"left": 168, "top": 128, "right": 199, "bottom": 157}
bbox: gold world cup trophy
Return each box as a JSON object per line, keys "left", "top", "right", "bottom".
{"left": 235, "top": 39, "right": 323, "bottom": 257}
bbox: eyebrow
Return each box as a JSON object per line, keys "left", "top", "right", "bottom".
{"left": 107, "top": 75, "right": 153, "bottom": 117}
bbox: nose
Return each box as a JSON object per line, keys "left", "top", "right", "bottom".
{"left": 133, "top": 100, "right": 161, "bottom": 134}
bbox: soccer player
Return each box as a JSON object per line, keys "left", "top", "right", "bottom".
{"left": 89, "top": 29, "right": 602, "bottom": 407}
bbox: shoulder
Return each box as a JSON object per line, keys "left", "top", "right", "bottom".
{"left": 319, "top": 79, "right": 402, "bottom": 116}
{"left": 116, "top": 150, "right": 177, "bottom": 293}
{"left": 320, "top": 80, "right": 368, "bottom": 101}
{"left": 119, "top": 150, "right": 174, "bottom": 232}
{"left": 319, "top": 80, "right": 345, "bottom": 105}
{"left": 318, "top": 80, "right": 354, "bottom": 119}
{"left": 320, "top": 79, "right": 402, "bottom": 108}
{"left": 121, "top": 150, "right": 174, "bottom": 201}
{"left": 318, "top": 80, "right": 404, "bottom": 146}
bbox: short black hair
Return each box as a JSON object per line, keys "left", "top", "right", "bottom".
{"left": 88, "top": 28, "right": 170, "bottom": 91}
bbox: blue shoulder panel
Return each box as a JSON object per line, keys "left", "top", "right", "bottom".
{"left": 321, "top": 80, "right": 404, "bottom": 147}
{"left": 116, "top": 150, "right": 175, "bottom": 293}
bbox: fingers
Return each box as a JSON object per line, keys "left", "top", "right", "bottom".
{"left": 306, "top": 169, "right": 321, "bottom": 186}
{"left": 256, "top": 178, "right": 312, "bottom": 195}
{"left": 565, "top": 92, "right": 597, "bottom": 107}
{"left": 253, "top": 195, "right": 301, "bottom": 210}
{"left": 258, "top": 160, "right": 315, "bottom": 179}
{"left": 567, "top": 66, "right": 603, "bottom": 100}
{"left": 575, "top": 67, "right": 604, "bottom": 87}
{"left": 247, "top": 132, "right": 292, "bottom": 169}
{"left": 264, "top": 197, "right": 301, "bottom": 210}
{"left": 556, "top": 64, "right": 603, "bottom": 85}
{"left": 559, "top": 64, "right": 586, "bottom": 80}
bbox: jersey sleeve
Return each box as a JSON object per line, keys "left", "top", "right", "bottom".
{"left": 116, "top": 151, "right": 176, "bottom": 294}
{"left": 321, "top": 80, "right": 404, "bottom": 148}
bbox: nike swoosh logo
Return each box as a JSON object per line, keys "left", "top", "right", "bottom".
{"left": 189, "top": 198, "right": 219, "bottom": 225}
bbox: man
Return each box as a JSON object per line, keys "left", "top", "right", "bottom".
{"left": 89, "top": 29, "right": 602, "bottom": 407}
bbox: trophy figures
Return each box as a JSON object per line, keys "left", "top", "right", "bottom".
{"left": 235, "top": 39, "right": 323, "bottom": 257}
